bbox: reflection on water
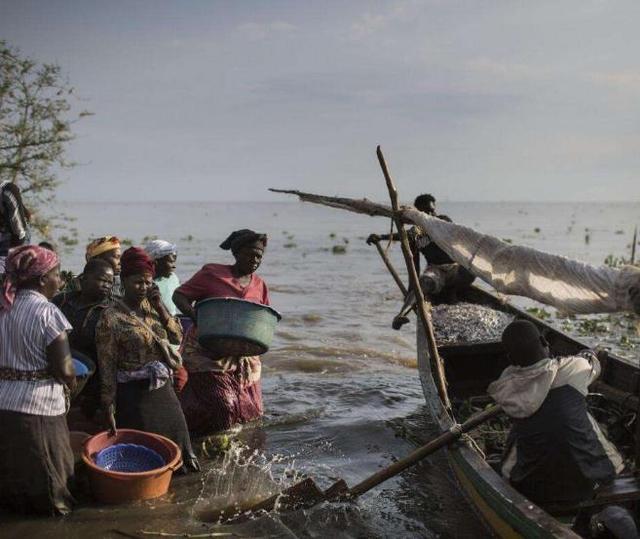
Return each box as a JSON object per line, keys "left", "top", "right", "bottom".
{"left": 2, "top": 201, "right": 638, "bottom": 538}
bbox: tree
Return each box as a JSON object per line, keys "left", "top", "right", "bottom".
{"left": 0, "top": 40, "right": 90, "bottom": 238}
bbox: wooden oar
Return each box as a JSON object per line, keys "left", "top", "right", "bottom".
{"left": 217, "top": 405, "right": 502, "bottom": 521}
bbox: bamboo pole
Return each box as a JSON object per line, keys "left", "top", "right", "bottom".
{"left": 376, "top": 146, "right": 451, "bottom": 411}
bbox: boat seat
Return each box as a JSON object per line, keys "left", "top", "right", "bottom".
{"left": 545, "top": 476, "right": 640, "bottom": 516}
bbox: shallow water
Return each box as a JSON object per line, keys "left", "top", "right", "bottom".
{"left": 2, "top": 200, "right": 638, "bottom": 538}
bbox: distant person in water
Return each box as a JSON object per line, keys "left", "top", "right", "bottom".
{"left": 0, "top": 181, "right": 31, "bottom": 275}
{"left": 53, "top": 258, "right": 115, "bottom": 420}
{"left": 173, "top": 229, "right": 270, "bottom": 434}
{"left": 95, "top": 247, "right": 199, "bottom": 472}
{"left": 488, "top": 320, "right": 623, "bottom": 506}
{"left": 145, "top": 240, "right": 179, "bottom": 316}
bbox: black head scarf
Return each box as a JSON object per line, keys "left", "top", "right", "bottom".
{"left": 219, "top": 229, "right": 268, "bottom": 252}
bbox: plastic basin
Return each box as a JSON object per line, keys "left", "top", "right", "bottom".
{"left": 71, "top": 351, "right": 96, "bottom": 400}
{"left": 82, "top": 429, "right": 182, "bottom": 504}
{"left": 195, "top": 297, "right": 281, "bottom": 358}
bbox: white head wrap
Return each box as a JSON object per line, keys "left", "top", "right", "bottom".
{"left": 144, "top": 239, "right": 177, "bottom": 260}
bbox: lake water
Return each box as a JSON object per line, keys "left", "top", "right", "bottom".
{"left": 2, "top": 200, "right": 639, "bottom": 538}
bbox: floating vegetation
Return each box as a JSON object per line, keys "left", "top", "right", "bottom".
{"left": 329, "top": 232, "right": 336, "bottom": 239}
{"left": 283, "top": 242, "right": 297, "bottom": 249}
{"left": 576, "top": 319, "right": 609, "bottom": 335}
{"left": 526, "top": 307, "right": 551, "bottom": 320}
{"left": 58, "top": 235, "right": 78, "bottom": 246}
{"left": 332, "top": 245, "right": 347, "bottom": 254}
{"left": 142, "top": 234, "right": 158, "bottom": 243}
{"left": 533, "top": 227, "right": 541, "bottom": 233}
{"left": 121, "top": 238, "right": 133, "bottom": 246}
{"left": 604, "top": 254, "right": 629, "bottom": 268}
{"left": 615, "top": 230, "right": 625, "bottom": 235}
{"left": 181, "top": 234, "right": 194, "bottom": 242}
{"left": 343, "top": 237, "right": 349, "bottom": 244}
{"left": 502, "top": 238, "right": 513, "bottom": 244}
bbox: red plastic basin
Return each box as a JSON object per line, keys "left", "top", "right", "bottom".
{"left": 82, "top": 429, "right": 182, "bottom": 504}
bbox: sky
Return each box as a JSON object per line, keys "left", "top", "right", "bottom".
{"left": 1, "top": 0, "right": 640, "bottom": 203}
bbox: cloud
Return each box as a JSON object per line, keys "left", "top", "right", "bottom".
{"left": 236, "top": 21, "right": 297, "bottom": 41}
{"left": 588, "top": 69, "right": 640, "bottom": 92}
{"left": 349, "top": 0, "right": 427, "bottom": 40}
{"left": 467, "top": 58, "right": 552, "bottom": 83}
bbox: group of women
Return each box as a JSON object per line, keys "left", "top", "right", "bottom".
{"left": 0, "top": 228, "right": 271, "bottom": 516}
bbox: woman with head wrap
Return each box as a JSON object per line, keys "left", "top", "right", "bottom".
{"left": 145, "top": 239, "right": 180, "bottom": 316}
{"left": 63, "top": 236, "right": 122, "bottom": 296}
{"left": 95, "top": 247, "right": 199, "bottom": 472}
{"left": 173, "top": 229, "right": 270, "bottom": 435}
{"left": 0, "top": 245, "right": 76, "bottom": 515}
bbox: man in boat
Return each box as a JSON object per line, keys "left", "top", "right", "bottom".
{"left": 365, "top": 193, "right": 474, "bottom": 328}
{"left": 488, "top": 320, "right": 624, "bottom": 506}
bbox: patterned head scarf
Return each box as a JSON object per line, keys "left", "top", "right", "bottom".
{"left": 1, "top": 245, "right": 59, "bottom": 310}
{"left": 120, "top": 247, "right": 155, "bottom": 278}
{"left": 86, "top": 236, "right": 120, "bottom": 261}
{"left": 219, "top": 229, "right": 267, "bottom": 253}
{"left": 144, "top": 239, "right": 177, "bottom": 260}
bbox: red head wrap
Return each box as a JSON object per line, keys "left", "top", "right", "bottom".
{"left": 120, "top": 247, "right": 155, "bottom": 278}
{"left": 1, "top": 245, "right": 59, "bottom": 310}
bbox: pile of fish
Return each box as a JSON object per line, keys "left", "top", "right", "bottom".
{"left": 432, "top": 303, "right": 514, "bottom": 344}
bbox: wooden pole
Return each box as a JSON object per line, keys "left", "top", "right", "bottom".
{"left": 346, "top": 405, "right": 501, "bottom": 498}
{"left": 376, "top": 146, "right": 451, "bottom": 411}
{"left": 631, "top": 226, "right": 637, "bottom": 265}
{"left": 372, "top": 240, "right": 408, "bottom": 296}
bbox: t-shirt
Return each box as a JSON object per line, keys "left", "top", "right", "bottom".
{"left": 155, "top": 273, "right": 180, "bottom": 316}
{"left": 176, "top": 263, "right": 270, "bottom": 305}
{"left": 0, "top": 290, "right": 72, "bottom": 416}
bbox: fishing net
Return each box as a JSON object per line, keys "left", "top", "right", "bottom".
{"left": 404, "top": 208, "right": 640, "bottom": 315}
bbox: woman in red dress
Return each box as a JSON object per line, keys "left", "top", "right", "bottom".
{"left": 173, "top": 229, "right": 269, "bottom": 434}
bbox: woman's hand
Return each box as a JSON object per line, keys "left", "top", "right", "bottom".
{"left": 100, "top": 403, "right": 117, "bottom": 435}
{"left": 147, "top": 283, "right": 164, "bottom": 311}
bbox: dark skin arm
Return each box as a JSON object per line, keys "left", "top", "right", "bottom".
{"left": 366, "top": 232, "right": 400, "bottom": 245}
{"left": 147, "top": 284, "right": 172, "bottom": 326}
{"left": 46, "top": 332, "right": 77, "bottom": 392}
{"left": 173, "top": 290, "right": 196, "bottom": 321}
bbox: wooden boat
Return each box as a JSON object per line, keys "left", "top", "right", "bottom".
{"left": 417, "top": 285, "right": 640, "bottom": 538}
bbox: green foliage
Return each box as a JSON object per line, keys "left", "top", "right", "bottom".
{"left": 0, "top": 40, "right": 90, "bottom": 239}
{"left": 332, "top": 245, "right": 347, "bottom": 254}
{"left": 604, "top": 254, "right": 628, "bottom": 268}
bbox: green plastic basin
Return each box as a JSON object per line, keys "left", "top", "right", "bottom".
{"left": 195, "top": 298, "right": 281, "bottom": 358}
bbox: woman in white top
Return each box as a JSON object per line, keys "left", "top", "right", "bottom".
{"left": 0, "top": 245, "right": 76, "bottom": 515}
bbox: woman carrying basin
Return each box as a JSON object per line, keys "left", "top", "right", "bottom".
{"left": 173, "top": 229, "right": 270, "bottom": 435}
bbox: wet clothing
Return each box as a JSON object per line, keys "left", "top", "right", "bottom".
{"left": 115, "top": 379, "right": 196, "bottom": 463}
{"left": 0, "top": 410, "right": 74, "bottom": 515}
{"left": 0, "top": 181, "right": 30, "bottom": 257}
{"left": 488, "top": 350, "right": 623, "bottom": 505}
{"left": 95, "top": 299, "right": 195, "bottom": 461}
{"left": 0, "top": 288, "right": 74, "bottom": 515}
{"left": 176, "top": 263, "right": 269, "bottom": 434}
{"left": 155, "top": 273, "right": 180, "bottom": 316}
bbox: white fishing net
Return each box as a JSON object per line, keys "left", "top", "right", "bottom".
{"left": 403, "top": 208, "right": 640, "bottom": 314}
